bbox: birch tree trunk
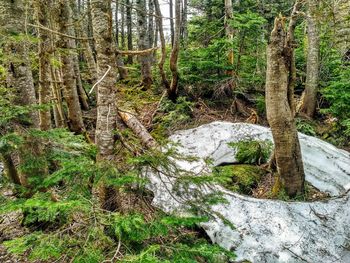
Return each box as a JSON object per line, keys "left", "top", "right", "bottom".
{"left": 137, "top": 0, "right": 153, "bottom": 89}
{"left": 266, "top": 5, "right": 305, "bottom": 197}
{"left": 34, "top": 0, "right": 53, "bottom": 130}
{"left": 56, "top": 0, "right": 85, "bottom": 133}
{"left": 300, "top": 0, "right": 320, "bottom": 118}
{"left": 168, "top": 0, "right": 181, "bottom": 101}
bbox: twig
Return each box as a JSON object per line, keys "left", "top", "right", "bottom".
{"left": 103, "top": 237, "right": 122, "bottom": 262}
{"left": 28, "top": 23, "right": 92, "bottom": 40}
{"left": 89, "top": 65, "right": 112, "bottom": 94}
{"left": 116, "top": 47, "right": 159, "bottom": 56}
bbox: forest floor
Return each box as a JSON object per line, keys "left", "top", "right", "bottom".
{"left": 0, "top": 79, "right": 347, "bottom": 262}
{"left": 90, "top": 80, "right": 334, "bottom": 202}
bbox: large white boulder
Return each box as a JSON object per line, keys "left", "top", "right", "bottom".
{"left": 146, "top": 122, "right": 350, "bottom": 263}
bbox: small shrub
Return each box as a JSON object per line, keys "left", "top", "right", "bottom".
{"left": 296, "top": 118, "right": 316, "bottom": 136}
{"left": 228, "top": 140, "right": 273, "bottom": 165}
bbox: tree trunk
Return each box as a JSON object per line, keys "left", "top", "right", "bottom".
{"left": 266, "top": 8, "right": 305, "bottom": 197}
{"left": 34, "top": 0, "right": 53, "bottom": 130}
{"left": 91, "top": 0, "right": 118, "bottom": 160}
{"left": 181, "top": 0, "right": 188, "bottom": 46}
{"left": 300, "top": 0, "right": 320, "bottom": 118}
{"left": 115, "top": 0, "right": 119, "bottom": 46}
{"left": 334, "top": 0, "right": 350, "bottom": 55}
{"left": 168, "top": 0, "right": 181, "bottom": 101}
{"left": 121, "top": 0, "right": 126, "bottom": 49}
{"left": 225, "top": 0, "right": 234, "bottom": 77}
{"left": 70, "top": 0, "right": 92, "bottom": 110}
{"left": 0, "top": 0, "right": 40, "bottom": 129}
{"left": 1, "top": 154, "right": 21, "bottom": 185}
{"left": 71, "top": 0, "right": 98, "bottom": 85}
{"left": 56, "top": 0, "right": 85, "bottom": 133}
{"left": 169, "top": 0, "right": 175, "bottom": 47}
{"left": 91, "top": 0, "right": 119, "bottom": 211}
{"left": 148, "top": 0, "right": 155, "bottom": 51}
{"left": 137, "top": 0, "right": 153, "bottom": 89}
{"left": 126, "top": 0, "right": 133, "bottom": 64}
{"left": 153, "top": 0, "right": 170, "bottom": 90}
{"left": 51, "top": 66, "right": 67, "bottom": 128}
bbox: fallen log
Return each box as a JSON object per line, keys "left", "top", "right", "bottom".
{"left": 118, "top": 110, "right": 158, "bottom": 149}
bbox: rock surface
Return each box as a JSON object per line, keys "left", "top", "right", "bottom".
{"left": 147, "top": 122, "right": 350, "bottom": 263}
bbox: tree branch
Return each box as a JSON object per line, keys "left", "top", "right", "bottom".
{"left": 28, "top": 23, "right": 93, "bottom": 41}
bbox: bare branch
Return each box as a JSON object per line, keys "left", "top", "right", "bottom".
{"left": 28, "top": 23, "right": 93, "bottom": 41}
{"left": 116, "top": 47, "right": 159, "bottom": 56}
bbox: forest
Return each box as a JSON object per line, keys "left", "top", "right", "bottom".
{"left": 0, "top": 0, "right": 349, "bottom": 262}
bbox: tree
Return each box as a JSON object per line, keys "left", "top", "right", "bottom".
{"left": 0, "top": 0, "right": 48, "bottom": 187}
{"left": 0, "top": 0, "right": 39, "bottom": 129}
{"left": 126, "top": 0, "right": 133, "bottom": 64}
{"left": 265, "top": 2, "right": 305, "bottom": 197}
{"left": 56, "top": 0, "right": 85, "bottom": 133}
{"left": 170, "top": 0, "right": 175, "bottom": 46}
{"left": 90, "top": 0, "right": 119, "bottom": 209}
{"left": 225, "top": 0, "right": 235, "bottom": 77}
{"left": 154, "top": 0, "right": 170, "bottom": 90}
{"left": 181, "top": 0, "right": 188, "bottom": 46}
{"left": 168, "top": 0, "right": 181, "bottom": 101}
{"left": 300, "top": 0, "right": 320, "bottom": 118}
{"left": 34, "top": 0, "right": 53, "bottom": 130}
{"left": 136, "top": 0, "right": 153, "bottom": 89}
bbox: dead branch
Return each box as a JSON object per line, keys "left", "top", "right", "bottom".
{"left": 116, "top": 47, "right": 159, "bottom": 56}
{"left": 28, "top": 23, "right": 92, "bottom": 41}
{"left": 118, "top": 111, "right": 158, "bottom": 149}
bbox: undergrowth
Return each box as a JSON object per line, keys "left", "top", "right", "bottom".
{"left": 0, "top": 127, "right": 235, "bottom": 262}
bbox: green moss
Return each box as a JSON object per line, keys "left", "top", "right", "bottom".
{"left": 214, "top": 165, "right": 267, "bottom": 194}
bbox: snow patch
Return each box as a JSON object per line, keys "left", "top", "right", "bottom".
{"left": 146, "top": 122, "right": 350, "bottom": 263}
